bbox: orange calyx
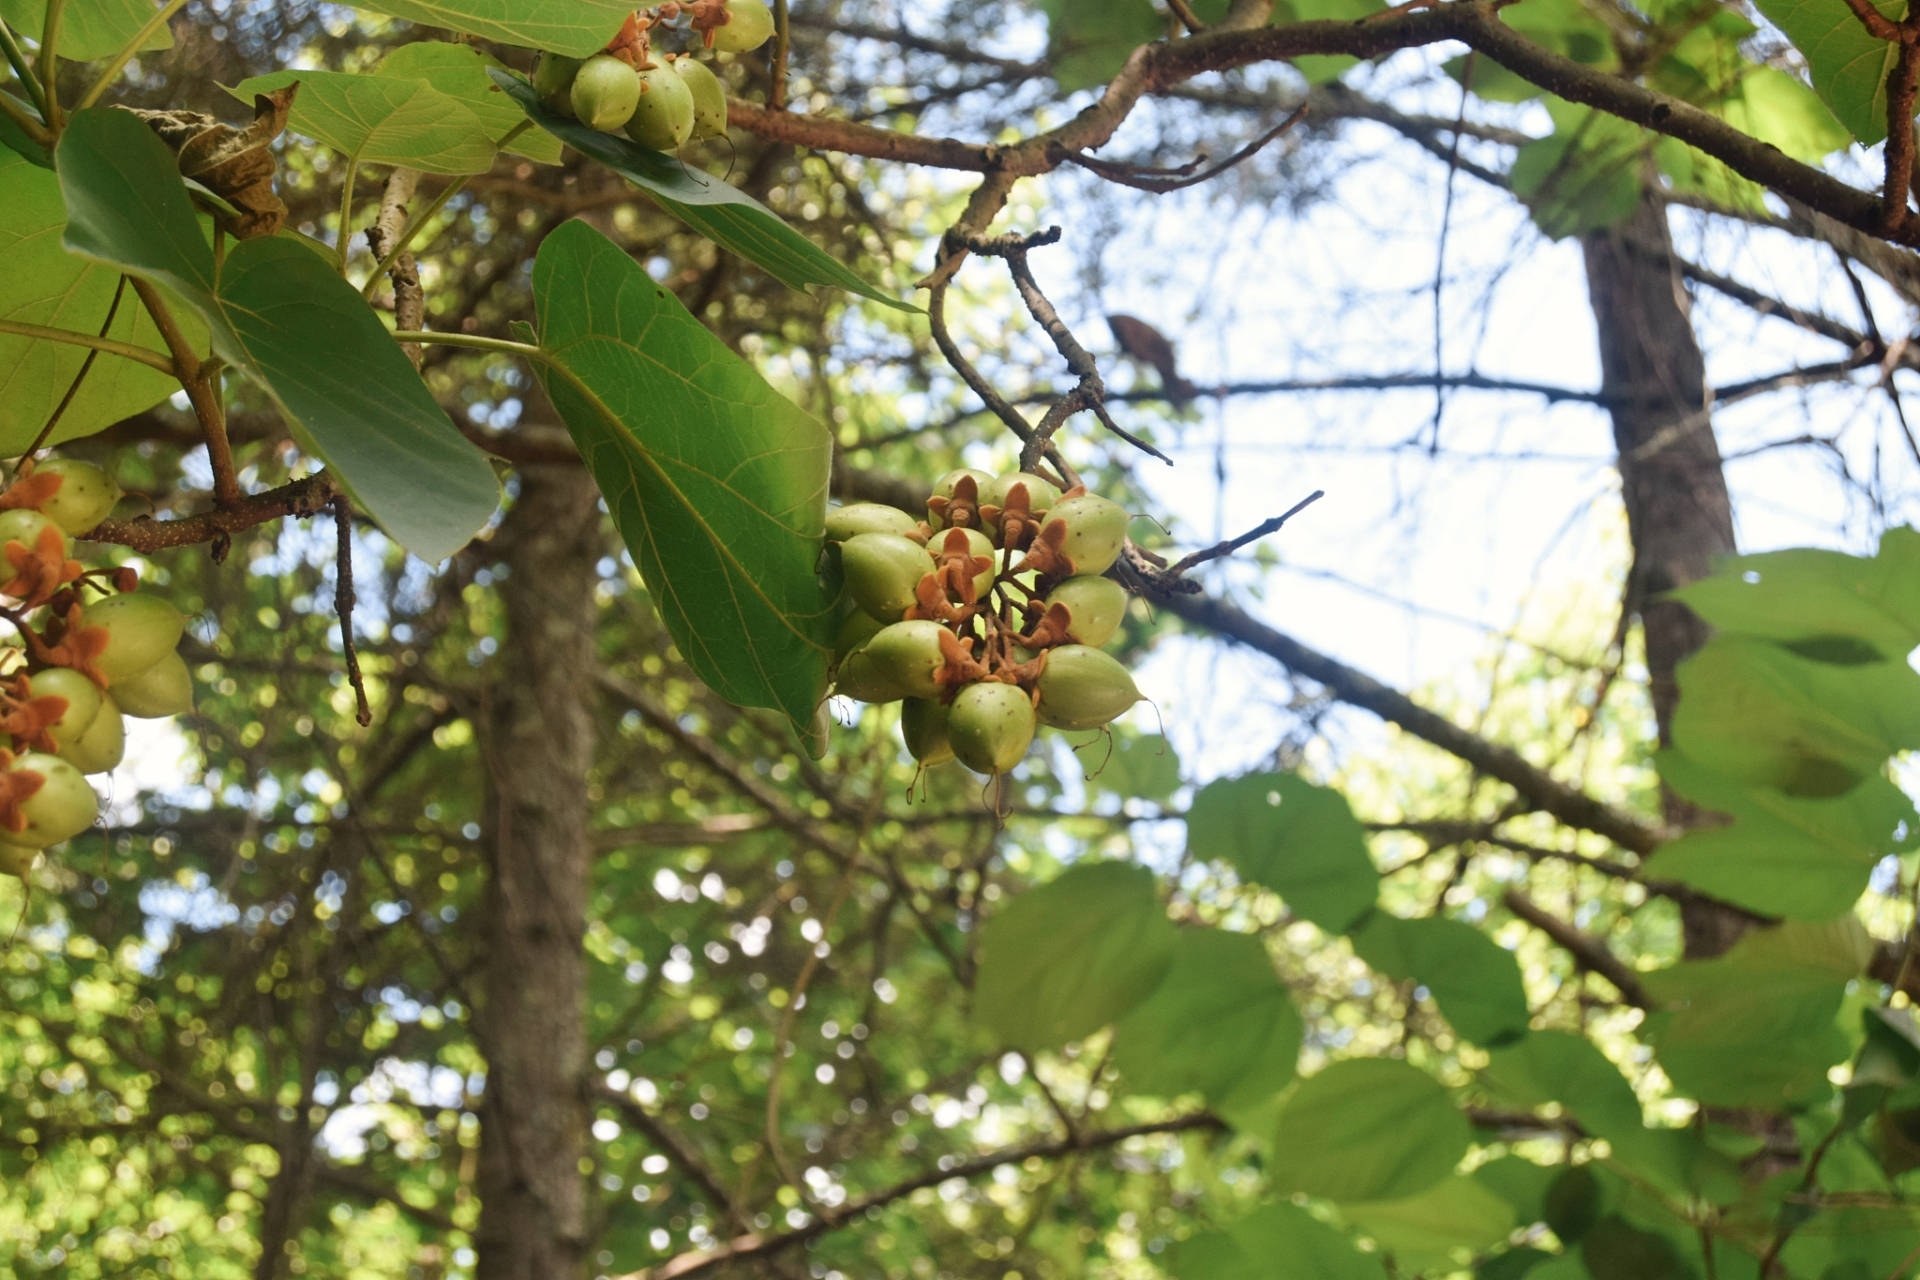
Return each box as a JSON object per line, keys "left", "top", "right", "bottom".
{"left": 930, "top": 528, "right": 993, "bottom": 606}
{"left": 1014, "top": 602, "right": 1074, "bottom": 651}
{"left": 41, "top": 604, "right": 111, "bottom": 689}
{"left": 0, "top": 675, "right": 66, "bottom": 754}
{"left": 0, "top": 471, "right": 64, "bottom": 514}
{"left": 1010, "top": 520, "right": 1073, "bottom": 578}
{"left": 926, "top": 474, "right": 982, "bottom": 533}
{"left": 0, "top": 750, "right": 45, "bottom": 835}
{"left": 933, "top": 629, "right": 989, "bottom": 698}
{"left": 3, "top": 524, "right": 84, "bottom": 610}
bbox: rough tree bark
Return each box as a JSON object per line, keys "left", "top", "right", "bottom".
{"left": 1581, "top": 194, "right": 1742, "bottom": 959}
{"left": 473, "top": 466, "right": 603, "bottom": 1279}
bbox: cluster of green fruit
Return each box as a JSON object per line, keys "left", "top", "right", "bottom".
{"left": 531, "top": 0, "right": 774, "bottom": 150}
{"left": 828, "top": 471, "right": 1144, "bottom": 779}
{"left": 0, "top": 459, "right": 194, "bottom": 877}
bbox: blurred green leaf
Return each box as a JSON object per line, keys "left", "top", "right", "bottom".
{"left": 1270, "top": 1058, "right": 1468, "bottom": 1202}
{"left": 1342, "top": 1176, "right": 1516, "bottom": 1260}
{"left": 1091, "top": 731, "right": 1181, "bottom": 803}
{"left": 0, "top": 0, "right": 171, "bottom": 62}
{"left": 974, "top": 862, "right": 1176, "bottom": 1053}
{"left": 1749, "top": 0, "right": 1901, "bottom": 143}
{"left": 350, "top": 0, "right": 631, "bottom": 58}
{"left": 1349, "top": 910, "right": 1532, "bottom": 1046}
{"left": 376, "top": 42, "right": 564, "bottom": 165}
{"left": 1472, "top": 1156, "right": 1558, "bottom": 1228}
{"left": 1674, "top": 529, "right": 1920, "bottom": 660}
{"left": 231, "top": 70, "right": 499, "bottom": 175}
{"left": 1581, "top": 1216, "right": 1695, "bottom": 1280}
{"left": 1186, "top": 771, "right": 1377, "bottom": 932}
{"left": 1510, "top": 100, "right": 1646, "bottom": 238}
{"left": 529, "top": 219, "right": 836, "bottom": 729}
{"left": 1166, "top": 1201, "right": 1387, "bottom": 1280}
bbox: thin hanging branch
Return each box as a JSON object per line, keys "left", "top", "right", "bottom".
{"left": 1163, "top": 489, "right": 1324, "bottom": 577}
{"left": 332, "top": 495, "right": 372, "bottom": 727}
{"left": 1054, "top": 103, "right": 1307, "bottom": 194}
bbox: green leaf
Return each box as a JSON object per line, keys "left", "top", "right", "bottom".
{"left": 56, "top": 106, "right": 500, "bottom": 563}
{"left": 1673, "top": 528, "right": 1920, "bottom": 660}
{"left": 0, "top": 146, "right": 184, "bottom": 451}
{"left": 1472, "top": 1156, "right": 1559, "bottom": 1227}
{"left": 376, "top": 42, "right": 564, "bottom": 165}
{"left": 348, "top": 0, "right": 631, "bottom": 58}
{"left": 1644, "top": 749, "right": 1916, "bottom": 920}
{"left": 1186, "top": 772, "right": 1378, "bottom": 933}
{"left": 1277, "top": 0, "right": 1387, "bottom": 82}
{"left": 0, "top": 91, "right": 50, "bottom": 166}
{"left": 230, "top": 71, "right": 498, "bottom": 175}
{"left": 1581, "top": 1216, "right": 1696, "bottom": 1280}
{"left": 1342, "top": 1176, "right": 1517, "bottom": 1261}
{"left": 1749, "top": 0, "right": 1902, "bottom": 144}
{"left": 1509, "top": 100, "right": 1647, "bottom": 239}
{"left": 1641, "top": 918, "right": 1871, "bottom": 1108}
{"left": 1671, "top": 634, "right": 1920, "bottom": 795}
{"left": 1111, "top": 929, "right": 1300, "bottom": 1115}
{"left": 1348, "top": 910, "right": 1532, "bottom": 1047}
{"left": 1031, "top": 0, "right": 1165, "bottom": 93}
{"left": 1165, "top": 1202, "right": 1388, "bottom": 1280}
{"left": 1091, "top": 731, "right": 1181, "bottom": 803}
{"left": 0, "top": 0, "right": 171, "bottom": 62}
{"left": 490, "top": 70, "right": 911, "bottom": 311}
{"left": 1496, "top": 0, "right": 1620, "bottom": 72}
{"left": 974, "top": 862, "right": 1177, "bottom": 1053}
{"left": 1270, "top": 1058, "right": 1469, "bottom": 1202}
{"left": 528, "top": 219, "right": 836, "bottom": 728}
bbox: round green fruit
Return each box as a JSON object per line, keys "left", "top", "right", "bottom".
{"left": 863, "top": 620, "right": 948, "bottom": 701}
{"left": 947, "top": 682, "right": 1036, "bottom": 776}
{"left": 0, "top": 842, "right": 36, "bottom": 876}
{"left": 10, "top": 752, "right": 96, "bottom": 848}
{"left": 841, "top": 533, "right": 934, "bottom": 622}
{"left": 674, "top": 56, "right": 728, "bottom": 139}
{"left": 110, "top": 650, "right": 194, "bottom": 718}
{"left": 81, "top": 592, "right": 186, "bottom": 685}
{"left": 0, "top": 509, "right": 63, "bottom": 589}
{"left": 825, "top": 502, "right": 921, "bottom": 543}
{"left": 1043, "top": 575, "right": 1128, "bottom": 648}
{"left": 1040, "top": 494, "right": 1129, "bottom": 576}
{"left": 63, "top": 694, "right": 123, "bottom": 775}
{"left": 835, "top": 648, "right": 904, "bottom": 703}
{"left": 35, "top": 459, "right": 121, "bottom": 534}
{"left": 982, "top": 472, "right": 1062, "bottom": 517}
{"left": 710, "top": 0, "right": 775, "bottom": 51}
{"left": 900, "top": 697, "right": 954, "bottom": 765}
{"left": 533, "top": 51, "right": 583, "bottom": 115}
{"left": 29, "top": 667, "right": 102, "bottom": 755}
{"left": 571, "top": 55, "right": 642, "bottom": 131}
{"left": 625, "top": 65, "right": 694, "bottom": 150}
{"left": 1035, "top": 645, "right": 1142, "bottom": 731}
{"left": 833, "top": 606, "right": 888, "bottom": 661}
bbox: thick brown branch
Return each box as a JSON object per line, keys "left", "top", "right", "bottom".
{"left": 81, "top": 475, "right": 341, "bottom": 552}
{"left": 1503, "top": 888, "right": 1652, "bottom": 1008}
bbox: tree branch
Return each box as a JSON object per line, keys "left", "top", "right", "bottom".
{"left": 81, "top": 474, "right": 341, "bottom": 552}
{"left": 1503, "top": 888, "right": 1652, "bottom": 1008}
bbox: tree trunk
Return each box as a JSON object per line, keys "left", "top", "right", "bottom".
{"left": 473, "top": 466, "right": 602, "bottom": 1280}
{"left": 1581, "top": 195, "right": 1744, "bottom": 959}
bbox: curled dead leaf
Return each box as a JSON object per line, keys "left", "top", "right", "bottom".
{"left": 121, "top": 84, "right": 298, "bottom": 239}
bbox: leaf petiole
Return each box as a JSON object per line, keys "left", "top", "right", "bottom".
{"left": 0, "top": 316, "right": 175, "bottom": 375}
{"left": 391, "top": 331, "right": 543, "bottom": 360}
{"left": 0, "top": 85, "right": 48, "bottom": 145}
{"left": 0, "top": 20, "right": 46, "bottom": 118}
{"left": 36, "top": 0, "right": 62, "bottom": 132}
{"left": 74, "top": 0, "right": 188, "bottom": 111}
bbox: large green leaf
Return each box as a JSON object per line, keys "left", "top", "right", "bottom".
{"left": 1111, "top": 928, "right": 1300, "bottom": 1114}
{"left": 1510, "top": 99, "right": 1647, "bottom": 239}
{"left": 1270, "top": 1058, "right": 1469, "bottom": 1202}
{"left": 1342, "top": 1176, "right": 1516, "bottom": 1261}
{"left": 1165, "top": 1202, "right": 1387, "bottom": 1280}
{"left": 1641, "top": 918, "right": 1870, "bottom": 1108}
{"left": 351, "top": 0, "right": 630, "bottom": 58}
{"left": 231, "top": 71, "right": 498, "bottom": 175}
{"left": 0, "top": 146, "right": 184, "bottom": 451}
{"left": 1348, "top": 910, "right": 1532, "bottom": 1047}
{"left": 1750, "top": 0, "right": 1902, "bottom": 143}
{"left": 1673, "top": 528, "right": 1920, "bottom": 660}
{"left": 56, "top": 107, "right": 500, "bottom": 563}
{"left": 376, "top": 42, "right": 563, "bottom": 165}
{"left": 490, "top": 69, "right": 910, "bottom": 311}
{"left": 1645, "top": 749, "right": 1916, "bottom": 920}
{"left": 973, "top": 862, "right": 1177, "bottom": 1053}
{"left": 528, "top": 219, "right": 836, "bottom": 728}
{"left": 1185, "top": 772, "right": 1378, "bottom": 933}
{"left": 1472, "top": 1156, "right": 1559, "bottom": 1227}
{"left": 1671, "top": 633, "right": 1920, "bottom": 795}
{"left": 0, "top": 0, "right": 171, "bottom": 62}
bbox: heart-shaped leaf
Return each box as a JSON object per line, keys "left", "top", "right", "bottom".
{"left": 377, "top": 42, "right": 563, "bottom": 165}
{"left": 231, "top": 70, "right": 498, "bottom": 175}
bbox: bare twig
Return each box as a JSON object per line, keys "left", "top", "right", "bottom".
{"left": 1054, "top": 104, "right": 1307, "bottom": 194}
{"left": 770, "top": 0, "right": 791, "bottom": 109}
{"left": 1165, "top": 489, "right": 1323, "bottom": 577}
{"left": 332, "top": 496, "right": 372, "bottom": 727}
{"left": 1166, "top": 0, "right": 1206, "bottom": 33}
{"left": 1503, "top": 889, "right": 1652, "bottom": 1008}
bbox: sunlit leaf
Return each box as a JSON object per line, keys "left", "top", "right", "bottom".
{"left": 1341, "top": 1176, "right": 1516, "bottom": 1260}
{"left": 1673, "top": 528, "right": 1920, "bottom": 660}
{"left": 376, "top": 42, "right": 564, "bottom": 165}
{"left": 1165, "top": 1201, "right": 1387, "bottom": 1280}
{"left": 350, "top": 0, "right": 631, "bottom": 57}
{"left": 1750, "top": 0, "right": 1902, "bottom": 143}
{"left": 0, "top": 0, "right": 171, "bottom": 62}
{"left": 1186, "top": 771, "right": 1377, "bottom": 933}
{"left": 1349, "top": 910, "right": 1532, "bottom": 1047}
{"left": 231, "top": 70, "right": 498, "bottom": 175}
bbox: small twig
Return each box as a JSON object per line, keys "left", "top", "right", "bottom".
{"left": 770, "top": 0, "right": 791, "bottom": 109}
{"left": 1502, "top": 889, "right": 1652, "bottom": 1009}
{"left": 127, "top": 278, "right": 240, "bottom": 506}
{"left": 20, "top": 274, "right": 128, "bottom": 464}
{"left": 1164, "top": 489, "right": 1323, "bottom": 576}
{"left": 1430, "top": 53, "right": 1472, "bottom": 451}
{"left": 1164, "top": 0, "right": 1205, "bottom": 33}
{"left": 1054, "top": 105, "right": 1306, "bottom": 194}
{"left": 332, "top": 496, "right": 372, "bottom": 727}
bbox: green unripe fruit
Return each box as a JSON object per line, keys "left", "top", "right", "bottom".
{"left": 110, "top": 650, "right": 194, "bottom": 718}
{"left": 710, "top": 0, "right": 775, "bottom": 51}
{"left": 826, "top": 502, "right": 921, "bottom": 543}
{"left": 63, "top": 694, "right": 123, "bottom": 775}
{"left": 982, "top": 472, "right": 1062, "bottom": 517}
{"left": 674, "top": 57, "right": 728, "bottom": 139}
{"left": 863, "top": 620, "right": 948, "bottom": 701}
{"left": 29, "top": 668, "right": 102, "bottom": 755}
{"left": 1040, "top": 494, "right": 1129, "bottom": 576}
{"left": 1036, "top": 645, "right": 1143, "bottom": 731}
{"left": 947, "top": 682, "right": 1036, "bottom": 776}
{"left": 0, "top": 842, "right": 36, "bottom": 876}
{"left": 900, "top": 698, "right": 954, "bottom": 765}
{"left": 835, "top": 648, "right": 903, "bottom": 703}
{"left": 833, "top": 606, "right": 888, "bottom": 661}
{"left": 10, "top": 752, "right": 96, "bottom": 848}
{"left": 841, "top": 533, "right": 934, "bottom": 622}
{"left": 533, "top": 51, "right": 583, "bottom": 115}
{"left": 625, "top": 65, "right": 695, "bottom": 150}
{"left": 0, "top": 509, "right": 63, "bottom": 588}
{"left": 1043, "top": 575, "right": 1128, "bottom": 648}
{"left": 571, "top": 55, "right": 642, "bottom": 132}
{"left": 35, "top": 459, "right": 121, "bottom": 534}
{"left": 82, "top": 593, "right": 186, "bottom": 685}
